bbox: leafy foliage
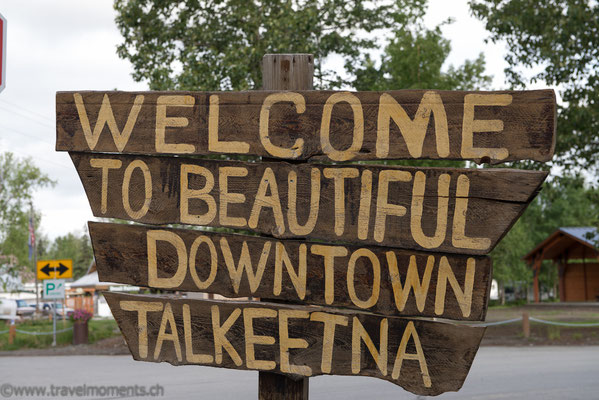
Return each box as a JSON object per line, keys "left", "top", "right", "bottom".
{"left": 42, "top": 229, "right": 94, "bottom": 279}
{"left": 114, "top": 0, "right": 428, "bottom": 90}
{"left": 491, "top": 175, "right": 599, "bottom": 297}
{"left": 470, "top": 0, "right": 599, "bottom": 173}
{"left": 350, "top": 20, "right": 492, "bottom": 91}
{"left": 0, "top": 153, "right": 54, "bottom": 271}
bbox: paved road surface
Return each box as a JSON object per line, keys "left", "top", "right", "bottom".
{"left": 0, "top": 346, "right": 597, "bottom": 399}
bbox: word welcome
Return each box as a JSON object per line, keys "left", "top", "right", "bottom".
{"left": 57, "top": 90, "right": 556, "bottom": 163}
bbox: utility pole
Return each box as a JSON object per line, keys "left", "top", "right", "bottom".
{"left": 30, "top": 202, "right": 39, "bottom": 317}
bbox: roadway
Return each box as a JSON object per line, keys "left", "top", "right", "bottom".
{"left": 0, "top": 346, "right": 597, "bottom": 399}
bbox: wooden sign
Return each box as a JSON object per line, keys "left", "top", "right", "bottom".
{"left": 59, "top": 54, "right": 557, "bottom": 398}
{"left": 90, "top": 222, "right": 492, "bottom": 321}
{"left": 56, "top": 90, "right": 556, "bottom": 164}
{"left": 104, "top": 292, "right": 485, "bottom": 396}
{"left": 73, "top": 152, "right": 546, "bottom": 254}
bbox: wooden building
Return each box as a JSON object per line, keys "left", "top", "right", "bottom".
{"left": 523, "top": 227, "right": 599, "bottom": 303}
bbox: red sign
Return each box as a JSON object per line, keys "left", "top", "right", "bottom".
{"left": 0, "top": 12, "right": 6, "bottom": 93}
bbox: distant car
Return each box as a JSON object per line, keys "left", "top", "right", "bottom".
{"left": 27, "top": 302, "right": 50, "bottom": 313}
{"left": 50, "top": 303, "right": 75, "bottom": 318}
{"left": 27, "top": 302, "right": 74, "bottom": 317}
{"left": 0, "top": 298, "right": 17, "bottom": 320}
{"left": 15, "top": 300, "right": 35, "bottom": 317}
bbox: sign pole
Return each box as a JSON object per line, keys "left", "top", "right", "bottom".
{"left": 257, "top": 53, "right": 314, "bottom": 400}
{"left": 52, "top": 300, "right": 57, "bottom": 346}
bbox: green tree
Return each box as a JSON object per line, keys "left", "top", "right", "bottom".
{"left": 43, "top": 229, "right": 94, "bottom": 279}
{"left": 491, "top": 174, "right": 599, "bottom": 301}
{"left": 0, "top": 153, "right": 54, "bottom": 272}
{"left": 350, "top": 21, "right": 492, "bottom": 91}
{"left": 470, "top": 0, "right": 599, "bottom": 173}
{"left": 114, "top": 0, "right": 429, "bottom": 90}
{"left": 348, "top": 15, "right": 492, "bottom": 168}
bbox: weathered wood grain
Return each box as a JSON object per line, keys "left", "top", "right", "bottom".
{"left": 260, "top": 53, "right": 313, "bottom": 399}
{"left": 73, "top": 152, "right": 546, "bottom": 254}
{"left": 90, "top": 221, "right": 492, "bottom": 321}
{"left": 104, "top": 293, "right": 485, "bottom": 396}
{"left": 262, "top": 54, "right": 314, "bottom": 91}
{"left": 56, "top": 90, "right": 556, "bottom": 163}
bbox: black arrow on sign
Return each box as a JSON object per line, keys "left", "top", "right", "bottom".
{"left": 40, "top": 263, "right": 70, "bottom": 277}
{"left": 40, "top": 263, "right": 52, "bottom": 276}
{"left": 56, "top": 263, "right": 69, "bottom": 276}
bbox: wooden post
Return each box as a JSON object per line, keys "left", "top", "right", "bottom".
{"left": 8, "top": 323, "right": 16, "bottom": 345}
{"left": 259, "top": 370, "right": 309, "bottom": 400}
{"left": 262, "top": 54, "right": 314, "bottom": 90}
{"left": 532, "top": 256, "right": 541, "bottom": 303}
{"left": 522, "top": 312, "right": 530, "bottom": 338}
{"left": 258, "top": 53, "right": 314, "bottom": 400}
{"left": 558, "top": 258, "right": 566, "bottom": 302}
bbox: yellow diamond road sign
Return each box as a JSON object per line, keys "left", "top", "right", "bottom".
{"left": 37, "top": 259, "right": 73, "bottom": 280}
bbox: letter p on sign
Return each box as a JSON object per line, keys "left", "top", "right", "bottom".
{"left": 43, "top": 279, "right": 65, "bottom": 300}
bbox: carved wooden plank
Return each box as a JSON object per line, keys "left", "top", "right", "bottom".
{"left": 73, "top": 152, "right": 546, "bottom": 255}
{"left": 90, "top": 222, "right": 492, "bottom": 321}
{"left": 56, "top": 90, "right": 556, "bottom": 163}
{"left": 104, "top": 293, "right": 485, "bottom": 396}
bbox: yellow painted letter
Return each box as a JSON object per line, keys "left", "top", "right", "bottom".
{"left": 411, "top": 172, "right": 449, "bottom": 249}
{"left": 155, "top": 95, "right": 195, "bottom": 153}
{"left": 377, "top": 92, "right": 449, "bottom": 158}
{"left": 320, "top": 92, "right": 364, "bottom": 161}
{"left": 260, "top": 92, "right": 306, "bottom": 158}
{"left": 122, "top": 159, "right": 152, "bottom": 219}
{"left": 374, "top": 170, "right": 412, "bottom": 243}
{"left": 154, "top": 303, "right": 182, "bottom": 362}
{"left": 452, "top": 175, "right": 491, "bottom": 250}
{"left": 279, "top": 309, "right": 312, "bottom": 376}
{"left": 180, "top": 164, "right": 216, "bottom": 225}
{"left": 208, "top": 94, "right": 250, "bottom": 154}
{"left": 392, "top": 321, "right": 431, "bottom": 387}
{"left": 435, "top": 256, "right": 475, "bottom": 318}
{"left": 120, "top": 300, "right": 163, "bottom": 359}
{"left": 351, "top": 317, "right": 388, "bottom": 376}
{"left": 147, "top": 230, "right": 188, "bottom": 289}
{"left": 461, "top": 94, "right": 511, "bottom": 161}
{"left": 244, "top": 307, "right": 277, "bottom": 370}
{"left": 89, "top": 158, "right": 122, "bottom": 214}
{"left": 74, "top": 93, "right": 143, "bottom": 151}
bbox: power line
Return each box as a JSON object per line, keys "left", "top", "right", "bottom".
{"left": 0, "top": 144, "right": 72, "bottom": 170}
{"left": 0, "top": 123, "right": 55, "bottom": 146}
{"left": 0, "top": 99, "right": 54, "bottom": 123}
{"left": 0, "top": 105, "right": 54, "bottom": 129}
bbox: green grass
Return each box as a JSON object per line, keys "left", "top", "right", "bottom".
{"left": 547, "top": 326, "right": 561, "bottom": 340}
{"left": 88, "top": 319, "right": 120, "bottom": 343}
{"left": 0, "top": 318, "right": 120, "bottom": 351}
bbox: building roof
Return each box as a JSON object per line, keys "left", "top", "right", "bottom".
{"left": 523, "top": 227, "right": 599, "bottom": 264}
{"left": 70, "top": 271, "right": 119, "bottom": 289}
{"left": 559, "top": 227, "right": 599, "bottom": 248}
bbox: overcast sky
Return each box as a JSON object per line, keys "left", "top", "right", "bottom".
{"left": 0, "top": 0, "right": 511, "bottom": 242}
